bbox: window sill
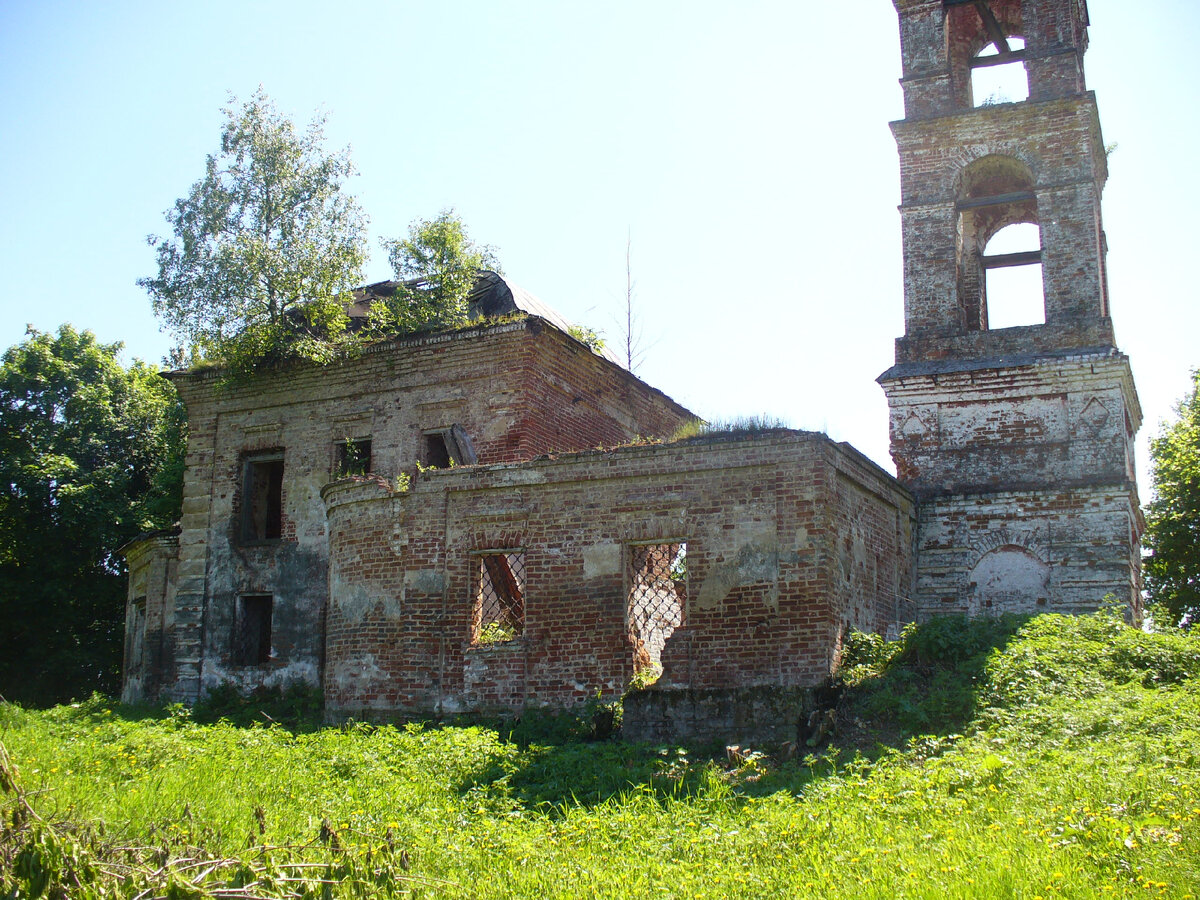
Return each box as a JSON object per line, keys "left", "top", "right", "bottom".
{"left": 467, "top": 637, "right": 526, "bottom": 652}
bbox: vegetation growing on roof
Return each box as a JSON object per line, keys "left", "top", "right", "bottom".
{"left": 140, "top": 88, "right": 368, "bottom": 377}
{"left": 567, "top": 324, "right": 606, "bottom": 353}
{"left": 668, "top": 415, "right": 790, "bottom": 442}
{"left": 140, "top": 92, "right": 503, "bottom": 379}
{"left": 368, "top": 210, "right": 500, "bottom": 338}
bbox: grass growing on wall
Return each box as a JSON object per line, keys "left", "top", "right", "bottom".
{"left": 2, "top": 612, "right": 1199, "bottom": 898}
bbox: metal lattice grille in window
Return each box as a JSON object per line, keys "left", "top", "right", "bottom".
{"left": 627, "top": 542, "right": 686, "bottom": 674}
{"left": 474, "top": 552, "right": 525, "bottom": 644}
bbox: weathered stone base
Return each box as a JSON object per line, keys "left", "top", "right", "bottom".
{"left": 622, "top": 685, "right": 817, "bottom": 746}
{"left": 912, "top": 483, "right": 1142, "bottom": 623}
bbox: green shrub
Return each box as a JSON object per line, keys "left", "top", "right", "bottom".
{"left": 192, "top": 680, "right": 324, "bottom": 730}
{"left": 837, "top": 629, "right": 902, "bottom": 683}
{"left": 668, "top": 415, "right": 789, "bottom": 442}
{"left": 839, "top": 614, "right": 1027, "bottom": 739}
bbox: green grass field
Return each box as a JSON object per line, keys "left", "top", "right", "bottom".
{"left": 2, "top": 611, "right": 1199, "bottom": 898}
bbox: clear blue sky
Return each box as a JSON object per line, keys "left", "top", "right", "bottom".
{"left": 1, "top": 0, "right": 1195, "bottom": 493}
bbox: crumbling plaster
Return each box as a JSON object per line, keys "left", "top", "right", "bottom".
{"left": 120, "top": 0, "right": 1144, "bottom": 742}
{"left": 320, "top": 430, "right": 915, "bottom": 720}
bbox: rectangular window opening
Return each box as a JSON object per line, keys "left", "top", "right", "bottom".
{"left": 421, "top": 432, "right": 452, "bottom": 469}
{"left": 984, "top": 260, "right": 1045, "bottom": 329}
{"left": 242, "top": 455, "right": 284, "bottom": 542}
{"left": 627, "top": 542, "right": 686, "bottom": 682}
{"left": 335, "top": 438, "right": 372, "bottom": 477}
{"left": 420, "top": 425, "right": 477, "bottom": 469}
{"left": 235, "top": 594, "right": 273, "bottom": 666}
{"left": 473, "top": 551, "right": 525, "bottom": 645}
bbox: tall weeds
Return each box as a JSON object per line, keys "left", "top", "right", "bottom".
{"left": 2, "top": 612, "right": 1198, "bottom": 898}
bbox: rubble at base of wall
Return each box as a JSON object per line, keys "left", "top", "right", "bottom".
{"left": 622, "top": 685, "right": 817, "bottom": 746}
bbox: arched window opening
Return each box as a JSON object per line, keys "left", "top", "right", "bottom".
{"left": 983, "top": 223, "right": 1043, "bottom": 329}
{"left": 971, "top": 36, "right": 1028, "bottom": 106}
{"left": 955, "top": 154, "right": 1039, "bottom": 332}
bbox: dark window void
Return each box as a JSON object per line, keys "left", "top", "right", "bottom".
{"left": 421, "top": 432, "right": 452, "bottom": 469}
{"left": 126, "top": 596, "right": 147, "bottom": 676}
{"left": 242, "top": 456, "right": 284, "bottom": 542}
{"left": 420, "top": 425, "right": 477, "bottom": 469}
{"left": 627, "top": 542, "right": 686, "bottom": 681}
{"left": 235, "top": 594, "right": 273, "bottom": 665}
{"left": 971, "top": 37, "right": 1028, "bottom": 106}
{"left": 473, "top": 552, "right": 525, "bottom": 644}
{"left": 335, "top": 438, "right": 372, "bottom": 476}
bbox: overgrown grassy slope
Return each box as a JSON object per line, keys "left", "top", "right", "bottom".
{"left": 2, "top": 612, "right": 1199, "bottom": 898}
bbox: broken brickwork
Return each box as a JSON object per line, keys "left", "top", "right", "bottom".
{"left": 129, "top": 314, "right": 691, "bottom": 703}
{"left": 120, "top": 0, "right": 1143, "bottom": 742}
{"left": 119, "top": 530, "right": 178, "bottom": 704}
{"left": 321, "top": 431, "right": 913, "bottom": 719}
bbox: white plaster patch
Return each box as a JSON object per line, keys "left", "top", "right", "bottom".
{"left": 403, "top": 569, "right": 444, "bottom": 595}
{"left": 899, "top": 411, "right": 927, "bottom": 439}
{"left": 387, "top": 520, "right": 406, "bottom": 557}
{"left": 330, "top": 654, "right": 386, "bottom": 693}
{"left": 479, "top": 415, "right": 517, "bottom": 443}
{"left": 583, "top": 542, "right": 622, "bottom": 578}
{"left": 331, "top": 576, "right": 378, "bottom": 625}
{"left": 696, "top": 541, "right": 781, "bottom": 612}
{"left": 732, "top": 518, "right": 774, "bottom": 548}
{"left": 939, "top": 394, "right": 1067, "bottom": 449}
{"left": 794, "top": 526, "right": 813, "bottom": 552}
{"left": 493, "top": 469, "right": 547, "bottom": 486}
{"left": 968, "top": 547, "right": 1050, "bottom": 615}
{"left": 202, "top": 659, "right": 319, "bottom": 694}
{"left": 1078, "top": 397, "right": 1111, "bottom": 436}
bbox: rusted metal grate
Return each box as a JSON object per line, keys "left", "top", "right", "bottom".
{"left": 627, "top": 542, "right": 686, "bottom": 674}
{"left": 474, "top": 552, "right": 525, "bottom": 644}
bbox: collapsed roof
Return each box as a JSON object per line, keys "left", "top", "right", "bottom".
{"left": 345, "top": 270, "right": 622, "bottom": 365}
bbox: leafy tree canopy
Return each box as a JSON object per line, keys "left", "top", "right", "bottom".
{"left": 370, "top": 210, "right": 500, "bottom": 335}
{"left": 0, "top": 326, "right": 185, "bottom": 705}
{"left": 139, "top": 88, "right": 368, "bottom": 375}
{"left": 1145, "top": 368, "right": 1200, "bottom": 628}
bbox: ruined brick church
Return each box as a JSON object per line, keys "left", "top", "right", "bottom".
{"left": 122, "top": 0, "right": 1142, "bottom": 740}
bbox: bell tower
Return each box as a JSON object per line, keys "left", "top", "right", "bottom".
{"left": 879, "top": 0, "right": 1142, "bottom": 619}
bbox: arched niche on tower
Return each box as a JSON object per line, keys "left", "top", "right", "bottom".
{"left": 966, "top": 545, "right": 1051, "bottom": 615}
{"left": 955, "top": 154, "right": 1043, "bottom": 331}
{"left": 946, "top": 0, "right": 1025, "bottom": 111}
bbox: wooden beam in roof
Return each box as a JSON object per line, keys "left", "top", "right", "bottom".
{"left": 944, "top": 0, "right": 1011, "bottom": 54}
{"left": 970, "top": 48, "right": 1026, "bottom": 69}
{"left": 956, "top": 191, "right": 1037, "bottom": 211}
{"left": 974, "top": 1, "right": 1011, "bottom": 54}
{"left": 983, "top": 250, "right": 1042, "bottom": 269}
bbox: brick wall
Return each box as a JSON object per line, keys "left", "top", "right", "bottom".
{"left": 120, "top": 533, "right": 178, "bottom": 704}
{"left": 891, "top": 96, "right": 1109, "bottom": 350}
{"left": 881, "top": 0, "right": 1142, "bottom": 623}
{"left": 139, "top": 318, "right": 691, "bottom": 702}
{"left": 321, "top": 431, "right": 915, "bottom": 719}
{"left": 895, "top": 0, "right": 1088, "bottom": 120}
{"left": 881, "top": 351, "right": 1141, "bottom": 621}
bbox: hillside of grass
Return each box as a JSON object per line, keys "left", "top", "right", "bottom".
{"left": 2, "top": 611, "right": 1199, "bottom": 898}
